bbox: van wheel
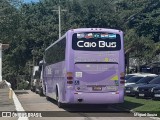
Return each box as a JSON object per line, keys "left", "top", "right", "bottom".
{"left": 39, "top": 88, "right": 44, "bottom": 96}
{"left": 35, "top": 90, "right": 38, "bottom": 94}
{"left": 32, "top": 87, "right": 35, "bottom": 92}
{"left": 39, "top": 91, "right": 44, "bottom": 96}
{"left": 56, "top": 88, "right": 63, "bottom": 108}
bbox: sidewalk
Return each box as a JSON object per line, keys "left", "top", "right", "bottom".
{"left": 0, "top": 80, "right": 17, "bottom": 120}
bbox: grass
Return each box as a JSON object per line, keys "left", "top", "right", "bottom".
{"left": 117, "top": 96, "right": 160, "bottom": 116}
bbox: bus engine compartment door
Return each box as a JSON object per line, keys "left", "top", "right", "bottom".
{"left": 74, "top": 63, "right": 119, "bottom": 92}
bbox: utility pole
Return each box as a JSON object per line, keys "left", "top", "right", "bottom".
{"left": 52, "top": 0, "right": 67, "bottom": 39}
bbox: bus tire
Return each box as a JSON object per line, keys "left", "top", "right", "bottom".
{"left": 56, "top": 88, "right": 63, "bottom": 108}
{"left": 57, "top": 101, "right": 63, "bottom": 108}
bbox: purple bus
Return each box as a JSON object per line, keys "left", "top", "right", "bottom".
{"left": 43, "top": 28, "right": 125, "bottom": 107}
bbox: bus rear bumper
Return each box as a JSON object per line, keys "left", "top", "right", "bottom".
{"left": 65, "top": 91, "right": 124, "bottom": 104}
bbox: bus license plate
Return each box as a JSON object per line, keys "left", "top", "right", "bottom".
{"left": 92, "top": 86, "right": 102, "bottom": 91}
{"left": 139, "top": 94, "right": 144, "bottom": 97}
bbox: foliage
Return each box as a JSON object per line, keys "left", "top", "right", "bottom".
{"left": 17, "top": 80, "right": 29, "bottom": 90}
{"left": 125, "top": 29, "right": 155, "bottom": 64}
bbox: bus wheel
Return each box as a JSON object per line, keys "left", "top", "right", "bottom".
{"left": 57, "top": 101, "right": 63, "bottom": 108}
{"left": 56, "top": 89, "right": 63, "bottom": 108}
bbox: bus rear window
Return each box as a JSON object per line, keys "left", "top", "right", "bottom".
{"left": 72, "top": 32, "right": 121, "bottom": 51}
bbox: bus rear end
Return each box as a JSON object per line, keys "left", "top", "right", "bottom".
{"left": 65, "top": 28, "right": 125, "bottom": 104}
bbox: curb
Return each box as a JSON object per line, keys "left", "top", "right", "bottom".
{"left": 3, "top": 80, "right": 29, "bottom": 120}
{"left": 9, "top": 88, "right": 13, "bottom": 99}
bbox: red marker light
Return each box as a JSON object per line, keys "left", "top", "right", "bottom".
{"left": 67, "top": 81, "right": 73, "bottom": 84}
{"left": 120, "top": 72, "right": 125, "bottom": 84}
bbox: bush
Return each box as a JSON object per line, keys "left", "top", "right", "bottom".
{"left": 17, "top": 80, "right": 29, "bottom": 90}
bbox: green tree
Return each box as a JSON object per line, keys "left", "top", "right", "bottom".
{"left": 125, "top": 29, "right": 156, "bottom": 72}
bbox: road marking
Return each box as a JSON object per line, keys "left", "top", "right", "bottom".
{"left": 12, "top": 90, "right": 29, "bottom": 120}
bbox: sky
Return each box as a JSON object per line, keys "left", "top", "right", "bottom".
{"left": 23, "top": 0, "right": 39, "bottom": 3}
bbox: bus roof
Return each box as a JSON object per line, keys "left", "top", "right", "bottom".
{"left": 70, "top": 28, "right": 122, "bottom": 33}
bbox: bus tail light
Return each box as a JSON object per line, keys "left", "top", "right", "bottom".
{"left": 67, "top": 72, "right": 73, "bottom": 80}
{"left": 120, "top": 72, "right": 125, "bottom": 84}
{"left": 115, "top": 91, "right": 119, "bottom": 94}
{"left": 67, "top": 81, "right": 73, "bottom": 84}
{"left": 67, "top": 76, "right": 73, "bottom": 80}
{"left": 120, "top": 80, "right": 125, "bottom": 84}
{"left": 120, "top": 76, "right": 125, "bottom": 79}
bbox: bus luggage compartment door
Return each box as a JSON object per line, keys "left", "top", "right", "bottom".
{"left": 74, "top": 63, "right": 119, "bottom": 92}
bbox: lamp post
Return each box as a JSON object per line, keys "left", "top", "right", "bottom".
{"left": 0, "top": 43, "right": 9, "bottom": 82}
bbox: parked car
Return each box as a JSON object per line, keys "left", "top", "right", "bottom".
{"left": 35, "top": 71, "right": 44, "bottom": 96}
{"left": 35, "top": 60, "right": 44, "bottom": 96}
{"left": 125, "top": 73, "right": 142, "bottom": 82}
{"left": 35, "top": 79, "right": 43, "bottom": 96}
{"left": 125, "top": 76, "right": 157, "bottom": 96}
{"left": 31, "top": 66, "right": 39, "bottom": 92}
{"left": 125, "top": 74, "right": 135, "bottom": 81}
{"left": 125, "top": 76, "right": 144, "bottom": 86}
{"left": 152, "top": 85, "right": 160, "bottom": 100}
{"left": 136, "top": 76, "right": 160, "bottom": 98}
{"left": 31, "top": 79, "right": 37, "bottom": 92}
{"left": 125, "top": 73, "right": 157, "bottom": 86}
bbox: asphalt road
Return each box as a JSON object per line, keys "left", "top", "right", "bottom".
{"left": 14, "top": 90, "right": 153, "bottom": 120}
